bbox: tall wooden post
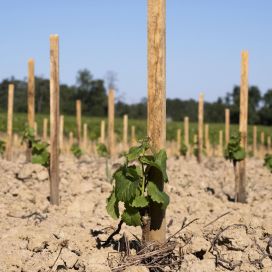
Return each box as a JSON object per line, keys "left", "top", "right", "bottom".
{"left": 6, "top": 84, "right": 14, "bottom": 160}
{"left": 131, "top": 125, "right": 137, "bottom": 146}
{"left": 50, "top": 34, "right": 60, "bottom": 205}
{"left": 198, "top": 93, "right": 204, "bottom": 163}
{"left": 205, "top": 124, "right": 210, "bottom": 156}
{"left": 123, "top": 114, "right": 128, "bottom": 151}
{"left": 28, "top": 59, "right": 35, "bottom": 128}
{"left": 108, "top": 89, "right": 115, "bottom": 156}
{"left": 69, "top": 132, "right": 74, "bottom": 147}
{"left": 253, "top": 125, "right": 257, "bottom": 157}
{"left": 43, "top": 118, "right": 48, "bottom": 141}
{"left": 147, "top": 0, "right": 166, "bottom": 243}
{"left": 83, "top": 123, "right": 88, "bottom": 149}
{"left": 76, "top": 100, "right": 81, "bottom": 145}
{"left": 100, "top": 120, "right": 105, "bottom": 144}
{"left": 238, "top": 51, "right": 248, "bottom": 203}
{"left": 225, "top": 108, "right": 230, "bottom": 145}
{"left": 184, "top": 117, "right": 189, "bottom": 148}
{"left": 26, "top": 59, "right": 35, "bottom": 161}
{"left": 177, "top": 128, "right": 181, "bottom": 151}
{"left": 59, "top": 115, "right": 64, "bottom": 151}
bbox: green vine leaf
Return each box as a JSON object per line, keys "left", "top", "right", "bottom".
{"left": 224, "top": 133, "right": 246, "bottom": 163}
{"left": 114, "top": 168, "right": 139, "bottom": 202}
{"left": 121, "top": 206, "right": 141, "bottom": 226}
{"left": 106, "top": 190, "right": 119, "bottom": 220}
{"left": 131, "top": 196, "right": 149, "bottom": 208}
{"left": 147, "top": 181, "right": 169, "bottom": 209}
{"left": 264, "top": 154, "right": 272, "bottom": 172}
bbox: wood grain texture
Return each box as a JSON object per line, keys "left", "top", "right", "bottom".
{"left": 6, "top": 84, "right": 14, "bottom": 160}
{"left": 28, "top": 59, "right": 35, "bottom": 128}
{"left": 131, "top": 125, "right": 137, "bottom": 146}
{"left": 198, "top": 93, "right": 204, "bottom": 163}
{"left": 238, "top": 50, "right": 248, "bottom": 203}
{"left": 123, "top": 114, "right": 128, "bottom": 150}
{"left": 225, "top": 108, "right": 230, "bottom": 145}
{"left": 108, "top": 89, "right": 115, "bottom": 156}
{"left": 184, "top": 117, "right": 189, "bottom": 148}
{"left": 49, "top": 34, "right": 60, "bottom": 205}
{"left": 147, "top": 0, "right": 166, "bottom": 243}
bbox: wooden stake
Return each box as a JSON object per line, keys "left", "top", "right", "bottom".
{"left": 43, "top": 118, "right": 48, "bottom": 141}
{"left": 131, "top": 125, "right": 137, "bottom": 146}
{"left": 6, "top": 84, "right": 14, "bottom": 160}
{"left": 83, "top": 123, "right": 88, "bottom": 149}
{"left": 123, "top": 114, "right": 128, "bottom": 151}
{"left": 147, "top": 0, "right": 166, "bottom": 243}
{"left": 100, "top": 120, "right": 105, "bottom": 144}
{"left": 253, "top": 125, "right": 257, "bottom": 157}
{"left": 108, "top": 89, "right": 115, "bottom": 156}
{"left": 49, "top": 34, "right": 60, "bottom": 205}
{"left": 238, "top": 50, "right": 248, "bottom": 203}
{"left": 25, "top": 59, "right": 36, "bottom": 161}
{"left": 184, "top": 117, "right": 189, "bottom": 148}
{"left": 59, "top": 115, "right": 64, "bottom": 151}
{"left": 225, "top": 108, "right": 230, "bottom": 145}
{"left": 198, "top": 93, "right": 204, "bottom": 163}
{"left": 69, "top": 131, "right": 74, "bottom": 147}
{"left": 177, "top": 128, "right": 181, "bottom": 151}
{"left": 28, "top": 59, "right": 35, "bottom": 128}
{"left": 76, "top": 100, "right": 81, "bottom": 145}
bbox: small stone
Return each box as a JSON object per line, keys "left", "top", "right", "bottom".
{"left": 61, "top": 248, "right": 78, "bottom": 268}
{"left": 36, "top": 169, "right": 49, "bottom": 181}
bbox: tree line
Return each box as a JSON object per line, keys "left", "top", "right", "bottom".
{"left": 0, "top": 69, "right": 272, "bottom": 125}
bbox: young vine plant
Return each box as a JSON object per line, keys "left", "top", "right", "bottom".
{"left": 106, "top": 138, "right": 169, "bottom": 227}
{"left": 22, "top": 126, "right": 50, "bottom": 168}
{"left": 70, "top": 143, "right": 83, "bottom": 158}
{"left": 264, "top": 154, "right": 272, "bottom": 172}
{"left": 224, "top": 132, "right": 246, "bottom": 164}
{"left": 0, "top": 140, "right": 5, "bottom": 156}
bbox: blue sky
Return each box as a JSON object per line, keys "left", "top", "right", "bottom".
{"left": 0, "top": 1, "right": 272, "bottom": 103}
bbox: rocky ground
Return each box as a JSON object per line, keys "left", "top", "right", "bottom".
{"left": 1, "top": 153, "right": 272, "bottom": 272}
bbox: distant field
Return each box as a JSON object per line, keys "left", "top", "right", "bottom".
{"left": 0, "top": 112, "right": 271, "bottom": 145}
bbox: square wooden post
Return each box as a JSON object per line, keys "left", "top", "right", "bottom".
{"left": 147, "top": 0, "right": 166, "bottom": 243}
{"left": 198, "top": 93, "right": 204, "bottom": 163}
{"left": 238, "top": 51, "right": 248, "bottom": 203}
{"left": 49, "top": 34, "right": 60, "bottom": 205}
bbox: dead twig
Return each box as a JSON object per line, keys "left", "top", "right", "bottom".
{"left": 204, "top": 211, "right": 231, "bottom": 228}
{"left": 99, "top": 220, "right": 124, "bottom": 248}
{"left": 166, "top": 218, "right": 199, "bottom": 242}
{"left": 49, "top": 240, "right": 68, "bottom": 272}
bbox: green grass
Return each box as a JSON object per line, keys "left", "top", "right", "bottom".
{"left": 0, "top": 112, "right": 271, "bottom": 145}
